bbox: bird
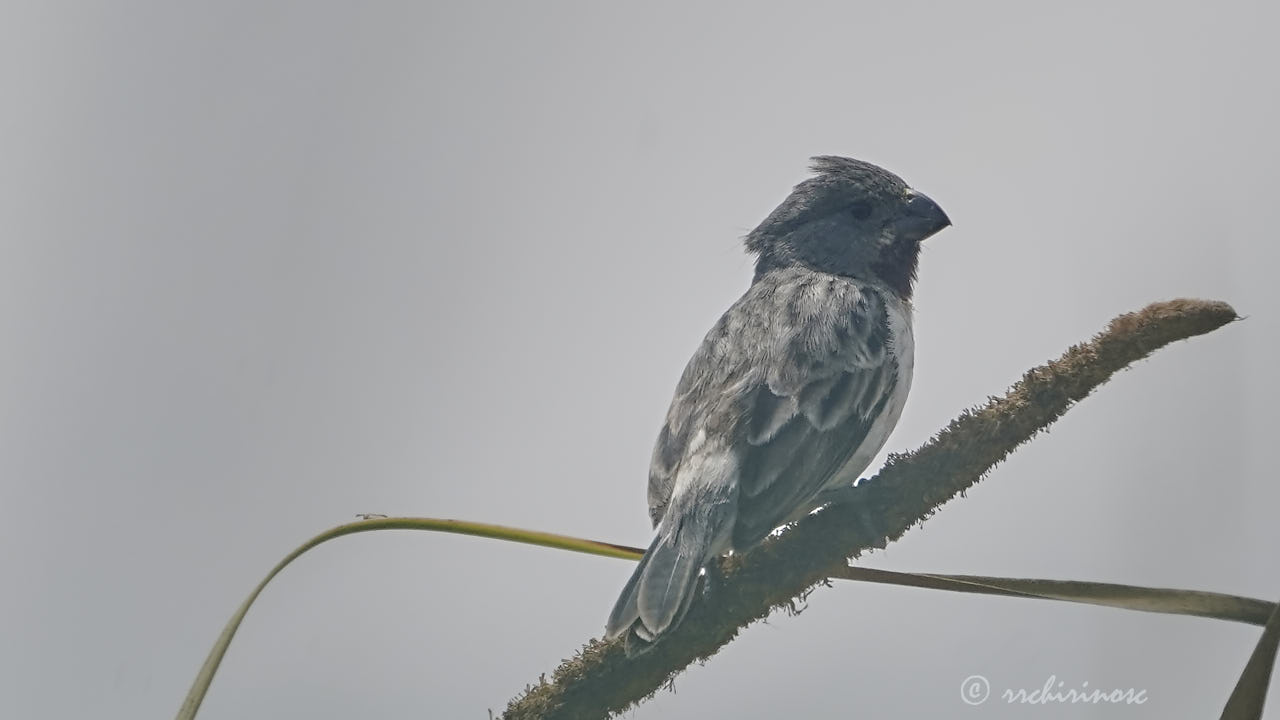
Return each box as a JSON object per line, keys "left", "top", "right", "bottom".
{"left": 605, "top": 156, "right": 951, "bottom": 654}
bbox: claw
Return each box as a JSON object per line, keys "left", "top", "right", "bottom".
{"left": 816, "top": 481, "right": 887, "bottom": 549}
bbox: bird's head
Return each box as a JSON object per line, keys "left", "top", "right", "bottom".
{"left": 745, "top": 156, "right": 951, "bottom": 299}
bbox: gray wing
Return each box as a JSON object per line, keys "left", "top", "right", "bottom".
{"left": 645, "top": 317, "right": 752, "bottom": 529}
{"left": 732, "top": 283, "right": 897, "bottom": 546}
{"left": 645, "top": 275, "right": 776, "bottom": 528}
{"left": 646, "top": 271, "right": 897, "bottom": 540}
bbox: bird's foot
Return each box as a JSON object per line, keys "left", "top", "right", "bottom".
{"left": 700, "top": 559, "right": 726, "bottom": 601}
{"left": 817, "top": 481, "right": 888, "bottom": 550}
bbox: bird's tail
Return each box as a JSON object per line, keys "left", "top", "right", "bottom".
{"left": 605, "top": 529, "right": 706, "bottom": 655}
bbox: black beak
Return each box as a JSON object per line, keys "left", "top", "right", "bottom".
{"left": 895, "top": 191, "right": 951, "bottom": 243}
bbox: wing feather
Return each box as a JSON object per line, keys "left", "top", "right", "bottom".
{"left": 733, "top": 282, "right": 897, "bottom": 547}
{"left": 645, "top": 269, "right": 901, "bottom": 546}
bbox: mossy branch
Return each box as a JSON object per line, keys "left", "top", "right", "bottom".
{"left": 501, "top": 299, "right": 1240, "bottom": 720}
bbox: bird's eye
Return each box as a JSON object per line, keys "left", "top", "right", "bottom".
{"left": 849, "top": 201, "right": 872, "bottom": 220}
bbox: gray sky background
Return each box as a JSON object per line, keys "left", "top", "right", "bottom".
{"left": 2, "top": 2, "right": 1278, "bottom": 718}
